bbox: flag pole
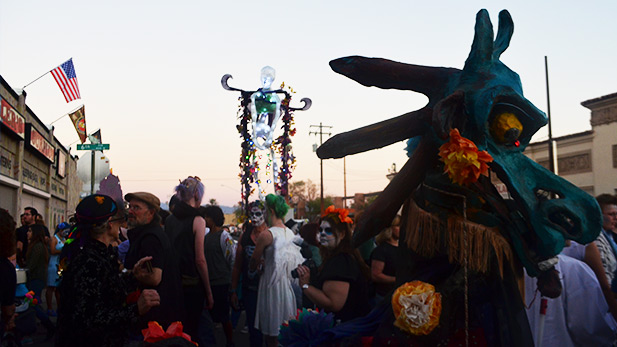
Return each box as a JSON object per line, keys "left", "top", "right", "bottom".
{"left": 21, "top": 58, "right": 71, "bottom": 90}
{"left": 49, "top": 104, "right": 84, "bottom": 125}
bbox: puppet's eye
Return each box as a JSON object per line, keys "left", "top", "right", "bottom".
{"left": 489, "top": 103, "right": 527, "bottom": 147}
{"left": 490, "top": 112, "right": 523, "bottom": 145}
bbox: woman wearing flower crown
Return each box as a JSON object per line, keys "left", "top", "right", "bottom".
{"left": 294, "top": 206, "right": 371, "bottom": 323}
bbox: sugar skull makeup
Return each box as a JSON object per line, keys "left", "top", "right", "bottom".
{"left": 249, "top": 206, "right": 266, "bottom": 226}
{"left": 319, "top": 221, "right": 337, "bottom": 249}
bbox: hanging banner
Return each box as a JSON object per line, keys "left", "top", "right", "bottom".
{"left": 68, "top": 105, "right": 87, "bottom": 144}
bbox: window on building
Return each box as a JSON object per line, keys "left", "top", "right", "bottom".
{"left": 613, "top": 144, "right": 617, "bottom": 168}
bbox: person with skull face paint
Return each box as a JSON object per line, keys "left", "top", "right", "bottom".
{"left": 251, "top": 194, "right": 303, "bottom": 347}
{"left": 229, "top": 200, "right": 268, "bottom": 347}
{"left": 295, "top": 206, "right": 371, "bottom": 323}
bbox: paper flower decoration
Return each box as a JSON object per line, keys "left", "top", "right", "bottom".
{"left": 439, "top": 128, "right": 493, "bottom": 186}
{"left": 322, "top": 205, "right": 353, "bottom": 224}
{"left": 24, "top": 291, "right": 39, "bottom": 307}
{"left": 142, "top": 321, "right": 197, "bottom": 345}
{"left": 278, "top": 308, "right": 334, "bottom": 346}
{"left": 392, "top": 281, "right": 441, "bottom": 335}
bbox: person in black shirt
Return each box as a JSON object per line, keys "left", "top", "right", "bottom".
{"left": 57, "top": 194, "right": 160, "bottom": 347}
{"left": 125, "top": 192, "right": 184, "bottom": 332}
{"left": 163, "top": 177, "right": 214, "bottom": 342}
{"left": 370, "top": 215, "right": 400, "bottom": 299}
{"left": 295, "top": 206, "right": 371, "bottom": 323}
{"left": 15, "top": 207, "right": 37, "bottom": 267}
{"left": 0, "top": 209, "right": 17, "bottom": 342}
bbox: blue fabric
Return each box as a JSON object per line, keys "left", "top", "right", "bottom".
{"left": 15, "top": 283, "right": 28, "bottom": 297}
{"left": 118, "top": 239, "right": 130, "bottom": 265}
{"left": 313, "top": 299, "right": 389, "bottom": 344}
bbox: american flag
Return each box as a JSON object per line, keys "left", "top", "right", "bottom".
{"left": 51, "top": 59, "right": 81, "bottom": 102}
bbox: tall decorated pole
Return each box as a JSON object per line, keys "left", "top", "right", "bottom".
{"left": 222, "top": 67, "right": 311, "bottom": 217}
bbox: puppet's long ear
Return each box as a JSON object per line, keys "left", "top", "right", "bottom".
{"left": 464, "top": 9, "right": 494, "bottom": 71}
{"left": 493, "top": 10, "right": 513, "bottom": 60}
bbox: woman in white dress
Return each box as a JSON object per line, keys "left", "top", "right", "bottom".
{"left": 250, "top": 194, "right": 302, "bottom": 346}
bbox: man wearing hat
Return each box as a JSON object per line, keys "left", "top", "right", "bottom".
{"left": 124, "top": 192, "right": 184, "bottom": 331}
{"left": 57, "top": 194, "right": 161, "bottom": 346}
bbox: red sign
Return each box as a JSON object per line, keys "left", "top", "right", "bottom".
{"left": 29, "top": 126, "right": 55, "bottom": 162}
{"left": 0, "top": 97, "right": 25, "bottom": 139}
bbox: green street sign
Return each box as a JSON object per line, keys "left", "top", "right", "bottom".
{"left": 77, "top": 143, "right": 110, "bottom": 151}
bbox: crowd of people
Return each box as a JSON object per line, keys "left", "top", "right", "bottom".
{"left": 1, "top": 188, "right": 617, "bottom": 346}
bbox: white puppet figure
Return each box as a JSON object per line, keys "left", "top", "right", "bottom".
{"left": 250, "top": 66, "right": 282, "bottom": 151}
{"left": 250, "top": 67, "right": 282, "bottom": 198}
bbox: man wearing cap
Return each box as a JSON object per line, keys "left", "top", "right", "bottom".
{"left": 124, "top": 192, "right": 184, "bottom": 330}
{"left": 57, "top": 194, "right": 161, "bottom": 346}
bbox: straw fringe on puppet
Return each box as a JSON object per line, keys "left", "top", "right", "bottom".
{"left": 405, "top": 198, "right": 514, "bottom": 279}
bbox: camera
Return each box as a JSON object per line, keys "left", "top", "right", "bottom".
{"left": 291, "top": 239, "right": 317, "bottom": 278}
{"left": 291, "top": 258, "right": 317, "bottom": 279}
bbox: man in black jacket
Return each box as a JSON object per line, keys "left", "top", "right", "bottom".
{"left": 124, "top": 192, "right": 184, "bottom": 330}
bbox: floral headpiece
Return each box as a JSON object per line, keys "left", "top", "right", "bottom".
{"left": 322, "top": 205, "right": 353, "bottom": 224}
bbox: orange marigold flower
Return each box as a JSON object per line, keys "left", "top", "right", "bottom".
{"left": 392, "top": 281, "right": 441, "bottom": 335}
{"left": 438, "top": 128, "right": 493, "bottom": 186}
{"left": 322, "top": 205, "right": 353, "bottom": 224}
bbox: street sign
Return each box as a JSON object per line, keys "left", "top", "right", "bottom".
{"left": 77, "top": 143, "right": 110, "bottom": 151}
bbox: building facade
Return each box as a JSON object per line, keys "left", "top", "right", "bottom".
{"left": 1, "top": 75, "right": 82, "bottom": 226}
{"left": 524, "top": 92, "right": 617, "bottom": 196}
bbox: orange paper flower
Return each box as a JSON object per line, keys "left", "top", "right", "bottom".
{"left": 322, "top": 205, "right": 353, "bottom": 224}
{"left": 392, "top": 281, "right": 441, "bottom": 335}
{"left": 439, "top": 128, "right": 493, "bottom": 186}
{"left": 142, "top": 321, "right": 197, "bottom": 345}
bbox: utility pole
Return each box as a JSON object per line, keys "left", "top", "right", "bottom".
{"left": 310, "top": 123, "right": 332, "bottom": 214}
{"left": 343, "top": 157, "right": 347, "bottom": 208}
{"left": 545, "top": 56, "right": 557, "bottom": 175}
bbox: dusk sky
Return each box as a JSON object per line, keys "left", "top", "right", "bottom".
{"left": 1, "top": 1, "right": 616, "bottom": 207}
